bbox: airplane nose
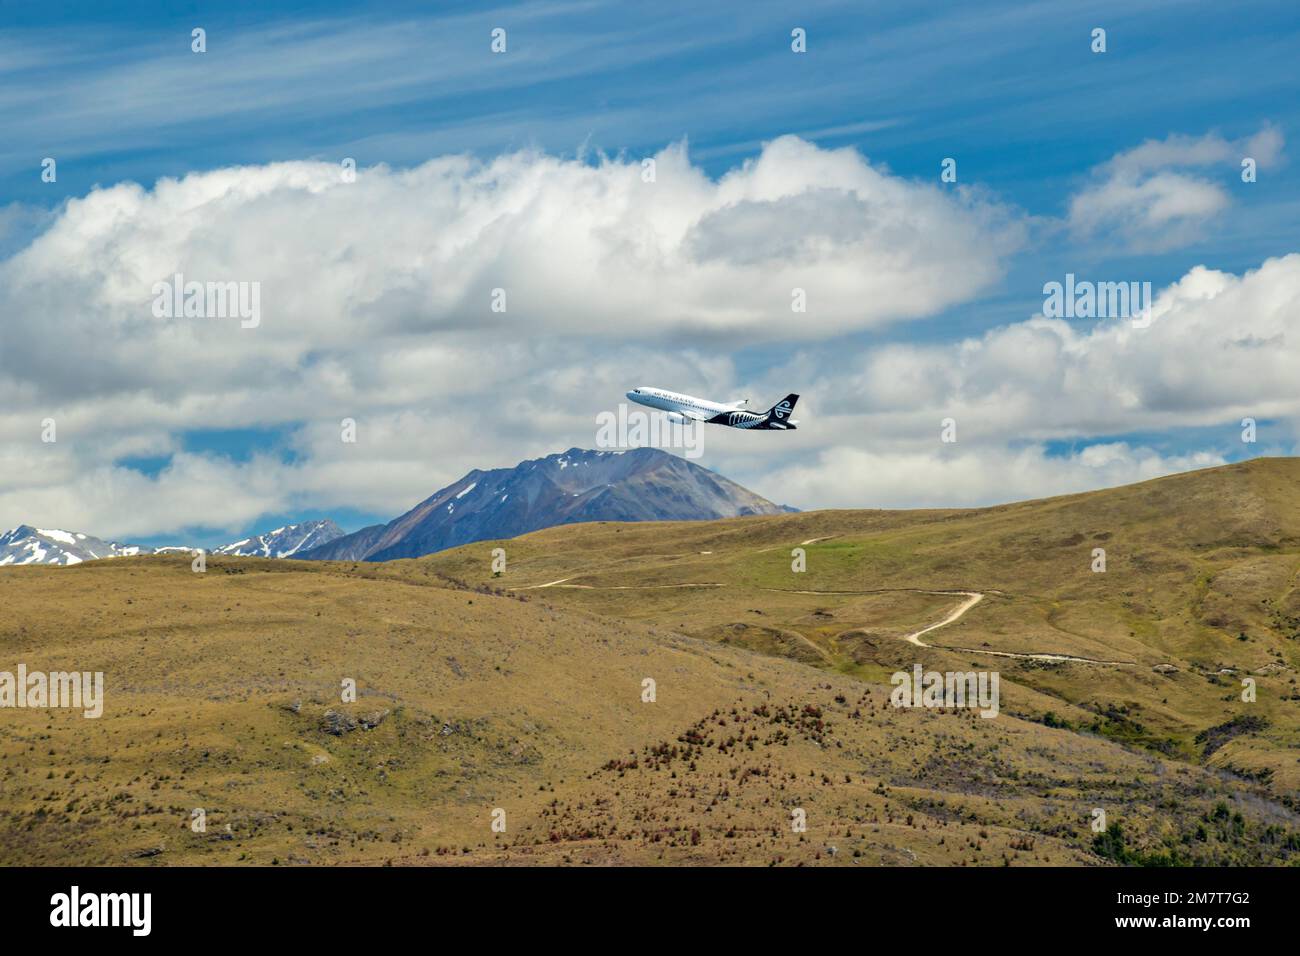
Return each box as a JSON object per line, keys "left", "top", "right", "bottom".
{"left": 625, "top": 390, "right": 637, "bottom": 401}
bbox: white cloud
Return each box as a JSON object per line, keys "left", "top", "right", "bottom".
{"left": 761, "top": 443, "right": 1228, "bottom": 510}
{"left": 744, "top": 254, "right": 1300, "bottom": 509}
{"left": 0, "top": 452, "right": 291, "bottom": 541}
{"left": 0, "top": 339, "right": 744, "bottom": 537}
{"left": 832, "top": 254, "right": 1300, "bottom": 439}
{"left": 1, "top": 136, "right": 1021, "bottom": 380}
{"left": 1067, "top": 127, "right": 1284, "bottom": 252}
{"left": 0, "top": 138, "right": 1026, "bottom": 536}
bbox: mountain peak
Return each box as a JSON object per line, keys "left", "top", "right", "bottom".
{"left": 0, "top": 525, "right": 149, "bottom": 566}
{"left": 300, "top": 447, "right": 789, "bottom": 562}
{"left": 214, "top": 518, "right": 345, "bottom": 558}
{"left": 527, "top": 447, "right": 624, "bottom": 467}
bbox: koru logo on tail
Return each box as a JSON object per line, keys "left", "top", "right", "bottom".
{"left": 772, "top": 400, "right": 793, "bottom": 420}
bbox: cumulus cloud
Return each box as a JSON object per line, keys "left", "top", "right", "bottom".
{"left": 761, "top": 443, "right": 1228, "bottom": 510}
{"left": 1067, "top": 127, "right": 1283, "bottom": 251}
{"left": 0, "top": 137, "right": 1027, "bottom": 536}
{"left": 0, "top": 452, "right": 292, "bottom": 541}
{"left": 0, "top": 136, "right": 1021, "bottom": 399}
{"left": 749, "top": 254, "right": 1300, "bottom": 508}
{"left": 853, "top": 254, "right": 1300, "bottom": 437}
{"left": 0, "top": 337, "right": 745, "bottom": 537}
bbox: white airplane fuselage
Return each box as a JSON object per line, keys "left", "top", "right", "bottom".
{"left": 625, "top": 387, "right": 799, "bottom": 430}
{"left": 626, "top": 387, "right": 733, "bottom": 416}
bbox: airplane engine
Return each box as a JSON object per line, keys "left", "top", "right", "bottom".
{"left": 663, "top": 411, "right": 689, "bottom": 425}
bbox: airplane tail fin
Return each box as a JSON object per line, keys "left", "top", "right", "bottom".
{"left": 764, "top": 394, "right": 799, "bottom": 427}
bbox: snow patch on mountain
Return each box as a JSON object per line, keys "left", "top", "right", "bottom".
{"left": 0, "top": 526, "right": 153, "bottom": 566}
{"left": 213, "top": 519, "right": 345, "bottom": 558}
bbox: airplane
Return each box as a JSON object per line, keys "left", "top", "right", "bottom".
{"left": 626, "top": 387, "right": 800, "bottom": 430}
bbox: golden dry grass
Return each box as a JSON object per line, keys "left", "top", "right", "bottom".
{"left": 2, "top": 458, "right": 1299, "bottom": 865}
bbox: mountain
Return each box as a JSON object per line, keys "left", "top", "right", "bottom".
{"left": 300, "top": 447, "right": 793, "bottom": 562}
{"left": 295, "top": 523, "right": 387, "bottom": 561}
{"left": 214, "top": 519, "right": 345, "bottom": 558}
{"left": 0, "top": 525, "right": 151, "bottom": 566}
{"left": 0, "top": 519, "right": 346, "bottom": 566}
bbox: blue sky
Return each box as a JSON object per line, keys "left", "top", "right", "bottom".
{"left": 2, "top": 0, "right": 1298, "bottom": 547}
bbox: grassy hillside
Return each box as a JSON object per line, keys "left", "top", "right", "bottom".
{"left": 1, "top": 458, "right": 1298, "bottom": 866}
{"left": 420, "top": 457, "right": 1300, "bottom": 796}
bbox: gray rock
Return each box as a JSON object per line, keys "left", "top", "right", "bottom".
{"left": 322, "top": 710, "right": 358, "bottom": 735}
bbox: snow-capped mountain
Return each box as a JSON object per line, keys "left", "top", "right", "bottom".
{"left": 2, "top": 451, "right": 788, "bottom": 568}
{"left": 300, "top": 447, "right": 795, "bottom": 562}
{"left": 0, "top": 525, "right": 152, "bottom": 566}
{"left": 213, "top": 519, "right": 345, "bottom": 558}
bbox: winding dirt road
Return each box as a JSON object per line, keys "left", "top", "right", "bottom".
{"left": 510, "top": 577, "right": 722, "bottom": 591}
{"left": 511, "top": 576, "right": 1132, "bottom": 666}
{"left": 899, "top": 589, "right": 1132, "bottom": 665}
{"left": 904, "top": 591, "right": 984, "bottom": 646}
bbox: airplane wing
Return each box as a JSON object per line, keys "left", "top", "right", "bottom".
{"left": 726, "top": 398, "right": 748, "bottom": 409}
{"left": 680, "top": 409, "right": 709, "bottom": 421}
